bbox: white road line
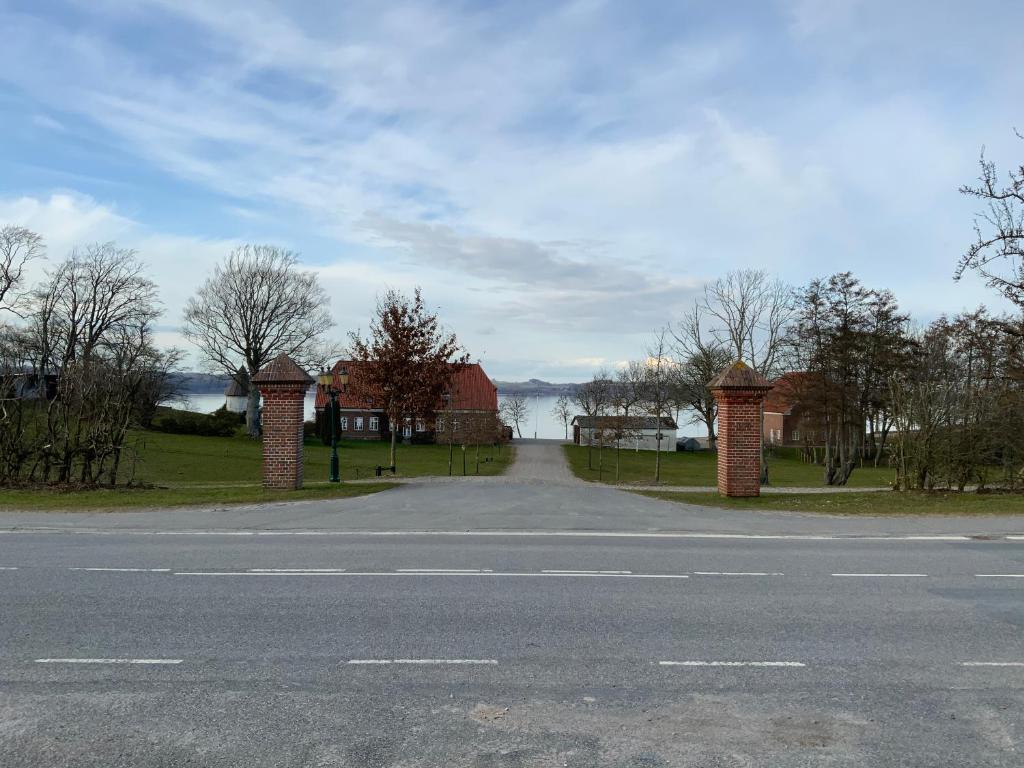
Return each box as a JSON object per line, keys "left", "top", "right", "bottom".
{"left": 975, "top": 574, "right": 1024, "bottom": 578}
{"left": 692, "top": 571, "right": 784, "bottom": 576}
{"left": 173, "top": 571, "right": 690, "bottom": 579}
{"left": 247, "top": 568, "right": 347, "bottom": 573}
{"left": 6, "top": 529, "right": 1005, "bottom": 541}
{"left": 961, "top": 662, "right": 1024, "bottom": 667}
{"left": 541, "top": 569, "right": 632, "bottom": 574}
{"left": 34, "top": 658, "right": 182, "bottom": 665}
{"left": 0, "top": 566, "right": 18, "bottom": 570}
{"left": 68, "top": 567, "right": 171, "bottom": 572}
{"left": 395, "top": 568, "right": 493, "bottom": 573}
{"left": 831, "top": 573, "right": 928, "bottom": 577}
{"left": 346, "top": 658, "right": 498, "bottom": 665}
{"left": 659, "top": 661, "right": 806, "bottom": 667}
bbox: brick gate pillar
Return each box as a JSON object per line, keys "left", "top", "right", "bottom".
{"left": 251, "top": 354, "right": 313, "bottom": 490}
{"left": 709, "top": 361, "right": 772, "bottom": 497}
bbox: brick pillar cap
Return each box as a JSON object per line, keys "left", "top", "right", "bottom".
{"left": 251, "top": 353, "right": 314, "bottom": 386}
{"left": 708, "top": 360, "right": 772, "bottom": 392}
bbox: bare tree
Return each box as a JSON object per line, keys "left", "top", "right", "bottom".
{"left": 0, "top": 243, "right": 173, "bottom": 486}
{"left": 349, "top": 288, "right": 468, "bottom": 471}
{"left": 0, "top": 226, "right": 45, "bottom": 316}
{"left": 641, "top": 328, "right": 676, "bottom": 483}
{"left": 500, "top": 393, "right": 530, "bottom": 438}
{"left": 701, "top": 270, "right": 795, "bottom": 483}
{"left": 551, "top": 394, "right": 573, "bottom": 440}
{"left": 956, "top": 132, "right": 1024, "bottom": 338}
{"left": 183, "top": 245, "right": 337, "bottom": 436}
{"left": 702, "top": 269, "right": 795, "bottom": 376}
{"left": 574, "top": 371, "right": 612, "bottom": 471}
{"left": 671, "top": 306, "right": 731, "bottom": 449}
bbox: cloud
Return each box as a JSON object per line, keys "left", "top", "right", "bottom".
{"left": 1, "top": 1, "right": 1021, "bottom": 379}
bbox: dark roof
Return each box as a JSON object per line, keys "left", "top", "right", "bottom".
{"left": 251, "top": 354, "right": 313, "bottom": 385}
{"left": 223, "top": 367, "right": 250, "bottom": 397}
{"left": 708, "top": 360, "right": 771, "bottom": 390}
{"left": 314, "top": 360, "right": 498, "bottom": 413}
{"left": 571, "top": 415, "right": 677, "bottom": 430}
{"left": 763, "top": 371, "right": 821, "bottom": 414}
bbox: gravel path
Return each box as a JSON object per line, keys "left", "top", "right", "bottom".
{"left": 504, "top": 439, "right": 579, "bottom": 484}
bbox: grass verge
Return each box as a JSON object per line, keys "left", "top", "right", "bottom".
{"left": 564, "top": 444, "right": 893, "bottom": 488}
{"left": 638, "top": 490, "right": 1024, "bottom": 515}
{"left": 0, "top": 482, "right": 396, "bottom": 512}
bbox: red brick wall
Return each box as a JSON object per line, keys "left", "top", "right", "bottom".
{"left": 715, "top": 389, "right": 767, "bottom": 497}
{"left": 258, "top": 384, "right": 307, "bottom": 489}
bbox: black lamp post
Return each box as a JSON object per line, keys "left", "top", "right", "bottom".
{"left": 318, "top": 366, "right": 349, "bottom": 483}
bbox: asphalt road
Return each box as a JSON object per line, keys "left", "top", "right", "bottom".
{"left": 2, "top": 530, "right": 1023, "bottom": 767}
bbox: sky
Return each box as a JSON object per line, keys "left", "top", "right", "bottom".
{"left": 0, "top": 0, "right": 1021, "bottom": 381}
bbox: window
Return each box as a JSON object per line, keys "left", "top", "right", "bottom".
{"left": 355, "top": 416, "right": 364, "bottom": 431}
{"left": 340, "top": 416, "right": 348, "bottom": 431}
{"left": 791, "top": 430, "right": 800, "bottom": 441}
{"left": 403, "top": 418, "right": 412, "bottom": 438}
{"left": 369, "top": 416, "right": 379, "bottom": 432}
{"left": 436, "top": 417, "right": 445, "bottom": 432}
{"left": 416, "top": 419, "right": 426, "bottom": 432}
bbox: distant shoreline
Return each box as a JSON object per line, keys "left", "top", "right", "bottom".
{"left": 173, "top": 372, "right": 581, "bottom": 398}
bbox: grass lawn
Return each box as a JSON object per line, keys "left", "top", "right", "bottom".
{"left": 0, "top": 482, "right": 396, "bottom": 511}
{"left": 638, "top": 490, "right": 1024, "bottom": 516}
{"left": 0, "top": 428, "right": 514, "bottom": 511}
{"left": 564, "top": 444, "right": 894, "bottom": 488}
{"left": 125, "top": 431, "right": 514, "bottom": 484}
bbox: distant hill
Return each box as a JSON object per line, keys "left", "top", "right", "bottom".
{"left": 171, "top": 372, "right": 233, "bottom": 394}
{"left": 494, "top": 378, "right": 581, "bottom": 396}
{"left": 176, "top": 372, "right": 580, "bottom": 398}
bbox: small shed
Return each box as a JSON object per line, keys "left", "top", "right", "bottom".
{"left": 224, "top": 367, "right": 250, "bottom": 413}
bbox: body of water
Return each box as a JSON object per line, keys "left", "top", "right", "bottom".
{"left": 173, "top": 392, "right": 570, "bottom": 439}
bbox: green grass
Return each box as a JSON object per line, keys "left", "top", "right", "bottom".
{"left": 564, "top": 444, "right": 894, "bottom": 488}
{"left": 0, "top": 482, "right": 396, "bottom": 511}
{"left": 0, "top": 425, "right": 514, "bottom": 511}
{"left": 124, "top": 432, "right": 514, "bottom": 484}
{"left": 638, "top": 490, "right": 1024, "bottom": 516}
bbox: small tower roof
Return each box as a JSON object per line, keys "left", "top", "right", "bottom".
{"left": 251, "top": 354, "right": 313, "bottom": 385}
{"left": 708, "top": 360, "right": 771, "bottom": 390}
{"left": 224, "top": 367, "right": 250, "bottom": 397}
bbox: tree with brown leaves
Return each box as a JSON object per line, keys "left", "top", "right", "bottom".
{"left": 349, "top": 288, "right": 468, "bottom": 472}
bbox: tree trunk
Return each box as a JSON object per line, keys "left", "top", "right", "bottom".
{"left": 655, "top": 428, "right": 661, "bottom": 483}
{"left": 475, "top": 443, "right": 480, "bottom": 474}
{"left": 245, "top": 388, "right": 261, "bottom": 438}
{"left": 389, "top": 424, "right": 398, "bottom": 470}
{"left": 706, "top": 419, "right": 717, "bottom": 452}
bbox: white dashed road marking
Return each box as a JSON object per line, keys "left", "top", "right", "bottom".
{"left": 831, "top": 573, "right": 928, "bottom": 577}
{"left": 693, "top": 571, "right": 784, "bottom": 576}
{"left": 961, "top": 662, "right": 1024, "bottom": 667}
{"left": 975, "top": 574, "right": 1024, "bottom": 578}
{"left": 69, "top": 567, "right": 171, "bottom": 572}
{"left": 659, "top": 661, "right": 806, "bottom": 667}
{"left": 346, "top": 658, "right": 498, "bottom": 665}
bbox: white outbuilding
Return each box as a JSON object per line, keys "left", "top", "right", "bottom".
{"left": 223, "top": 367, "right": 250, "bottom": 413}
{"left": 572, "top": 415, "right": 677, "bottom": 452}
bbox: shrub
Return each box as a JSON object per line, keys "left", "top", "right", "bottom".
{"left": 152, "top": 406, "right": 243, "bottom": 438}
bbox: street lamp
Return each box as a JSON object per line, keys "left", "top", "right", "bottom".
{"left": 318, "top": 366, "right": 349, "bottom": 483}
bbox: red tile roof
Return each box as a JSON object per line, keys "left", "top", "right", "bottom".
{"left": 314, "top": 360, "right": 497, "bottom": 413}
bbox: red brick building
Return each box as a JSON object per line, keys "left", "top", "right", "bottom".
{"left": 314, "top": 360, "right": 499, "bottom": 443}
{"left": 762, "top": 372, "right": 826, "bottom": 448}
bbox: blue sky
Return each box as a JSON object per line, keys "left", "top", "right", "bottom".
{"left": 1, "top": 0, "right": 1021, "bottom": 380}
